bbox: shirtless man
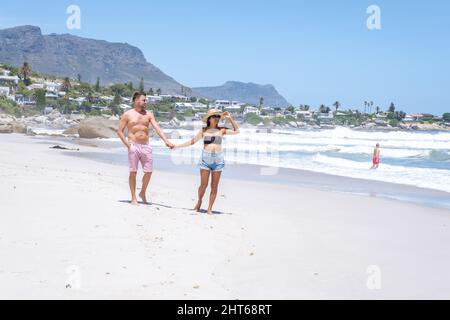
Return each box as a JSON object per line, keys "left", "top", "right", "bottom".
{"left": 117, "top": 92, "right": 174, "bottom": 205}
{"left": 371, "top": 143, "right": 381, "bottom": 169}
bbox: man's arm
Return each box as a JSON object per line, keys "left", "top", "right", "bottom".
{"left": 117, "top": 112, "right": 130, "bottom": 149}
{"left": 149, "top": 112, "right": 174, "bottom": 148}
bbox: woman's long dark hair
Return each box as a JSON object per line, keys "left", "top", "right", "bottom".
{"left": 204, "top": 116, "right": 221, "bottom": 131}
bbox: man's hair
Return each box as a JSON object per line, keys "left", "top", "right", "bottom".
{"left": 132, "top": 91, "right": 146, "bottom": 102}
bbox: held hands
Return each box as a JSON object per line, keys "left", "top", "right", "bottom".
{"left": 165, "top": 141, "right": 175, "bottom": 149}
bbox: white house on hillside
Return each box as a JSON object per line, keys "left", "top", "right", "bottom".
{"left": 44, "top": 81, "right": 62, "bottom": 93}
{"left": 0, "top": 68, "right": 12, "bottom": 76}
{"left": 0, "top": 86, "right": 10, "bottom": 96}
{"left": 295, "top": 110, "right": 313, "bottom": 120}
{"left": 243, "top": 106, "right": 261, "bottom": 116}
{"left": 222, "top": 105, "right": 242, "bottom": 113}
{"left": 403, "top": 114, "right": 415, "bottom": 122}
{"left": 148, "top": 95, "right": 163, "bottom": 103}
{"left": 215, "top": 100, "right": 245, "bottom": 111}
{"left": 0, "top": 75, "right": 19, "bottom": 86}
{"left": 159, "top": 94, "right": 189, "bottom": 101}
{"left": 27, "top": 83, "right": 45, "bottom": 90}
{"left": 317, "top": 112, "right": 334, "bottom": 123}
{"left": 120, "top": 104, "right": 132, "bottom": 112}
{"left": 15, "top": 95, "right": 35, "bottom": 106}
{"left": 45, "top": 93, "right": 59, "bottom": 99}
{"left": 409, "top": 113, "right": 424, "bottom": 121}
{"left": 174, "top": 102, "right": 208, "bottom": 111}
{"left": 173, "top": 102, "right": 194, "bottom": 111}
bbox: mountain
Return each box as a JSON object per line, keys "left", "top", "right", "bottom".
{"left": 193, "top": 81, "right": 290, "bottom": 107}
{"left": 0, "top": 25, "right": 183, "bottom": 94}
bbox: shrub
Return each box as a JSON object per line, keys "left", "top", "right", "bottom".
{"left": 443, "top": 113, "right": 450, "bottom": 122}
{"left": 389, "top": 119, "right": 399, "bottom": 127}
{"left": 272, "top": 116, "right": 287, "bottom": 125}
{"left": 246, "top": 113, "right": 263, "bottom": 125}
{"left": 89, "top": 109, "right": 102, "bottom": 116}
{"left": 0, "top": 98, "right": 22, "bottom": 117}
{"left": 285, "top": 115, "right": 296, "bottom": 122}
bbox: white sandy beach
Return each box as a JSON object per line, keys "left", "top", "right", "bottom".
{"left": 1, "top": 133, "right": 450, "bottom": 299}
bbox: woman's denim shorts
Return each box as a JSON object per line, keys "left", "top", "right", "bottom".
{"left": 199, "top": 150, "right": 225, "bottom": 172}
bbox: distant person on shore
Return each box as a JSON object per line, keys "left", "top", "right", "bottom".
{"left": 173, "top": 109, "right": 240, "bottom": 215}
{"left": 371, "top": 143, "right": 381, "bottom": 169}
{"left": 117, "top": 91, "right": 174, "bottom": 205}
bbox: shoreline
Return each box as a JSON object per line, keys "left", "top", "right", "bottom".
{"left": 35, "top": 134, "right": 450, "bottom": 210}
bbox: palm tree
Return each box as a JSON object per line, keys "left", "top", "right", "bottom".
{"left": 259, "top": 97, "right": 264, "bottom": 108}
{"left": 62, "top": 77, "right": 72, "bottom": 93}
{"left": 20, "top": 62, "right": 32, "bottom": 85}
{"left": 364, "top": 101, "right": 368, "bottom": 114}
{"left": 87, "top": 89, "right": 94, "bottom": 103}
{"left": 388, "top": 102, "right": 396, "bottom": 113}
{"left": 333, "top": 101, "right": 341, "bottom": 113}
{"left": 95, "top": 77, "right": 100, "bottom": 92}
{"left": 139, "top": 77, "right": 144, "bottom": 92}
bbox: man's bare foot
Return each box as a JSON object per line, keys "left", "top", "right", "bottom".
{"left": 139, "top": 192, "right": 148, "bottom": 204}
{"left": 193, "top": 201, "right": 202, "bottom": 212}
{"left": 207, "top": 210, "right": 213, "bottom": 215}
{"left": 131, "top": 198, "right": 138, "bottom": 206}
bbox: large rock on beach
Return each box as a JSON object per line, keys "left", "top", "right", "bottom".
{"left": 12, "top": 121, "right": 27, "bottom": 134}
{"left": 78, "top": 117, "right": 119, "bottom": 139}
{"left": 0, "top": 123, "right": 13, "bottom": 133}
{"left": 63, "top": 126, "right": 80, "bottom": 135}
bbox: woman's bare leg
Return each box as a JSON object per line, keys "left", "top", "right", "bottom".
{"left": 195, "top": 169, "right": 210, "bottom": 212}
{"left": 207, "top": 171, "right": 222, "bottom": 215}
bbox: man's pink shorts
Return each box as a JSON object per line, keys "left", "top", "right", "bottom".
{"left": 128, "top": 141, "right": 153, "bottom": 173}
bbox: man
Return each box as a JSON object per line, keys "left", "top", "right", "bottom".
{"left": 118, "top": 92, "right": 174, "bottom": 205}
{"left": 371, "top": 143, "right": 381, "bottom": 169}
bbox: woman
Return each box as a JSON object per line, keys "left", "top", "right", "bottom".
{"left": 173, "top": 109, "right": 240, "bottom": 215}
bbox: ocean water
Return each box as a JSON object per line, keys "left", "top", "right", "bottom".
{"left": 35, "top": 125, "right": 450, "bottom": 202}
{"left": 148, "top": 127, "right": 450, "bottom": 194}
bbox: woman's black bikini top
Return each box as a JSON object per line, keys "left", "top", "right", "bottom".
{"left": 203, "top": 135, "right": 223, "bottom": 145}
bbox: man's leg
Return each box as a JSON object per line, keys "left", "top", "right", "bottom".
{"left": 129, "top": 172, "right": 138, "bottom": 205}
{"left": 139, "top": 145, "right": 153, "bottom": 204}
{"left": 139, "top": 172, "right": 152, "bottom": 204}
{"left": 128, "top": 144, "right": 139, "bottom": 205}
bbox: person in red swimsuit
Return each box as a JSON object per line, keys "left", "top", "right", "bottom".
{"left": 371, "top": 143, "right": 380, "bottom": 169}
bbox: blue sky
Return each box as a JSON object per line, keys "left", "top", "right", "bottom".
{"left": 1, "top": 0, "right": 449, "bottom": 114}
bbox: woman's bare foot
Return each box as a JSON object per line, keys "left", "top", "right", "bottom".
{"left": 207, "top": 209, "right": 213, "bottom": 215}
{"left": 193, "top": 200, "right": 202, "bottom": 212}
{"left": 139, "top": 192, "right": 148, "bottom": 204}
{"left": 131, "top": 198, "right": 138, "bottom": 206}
